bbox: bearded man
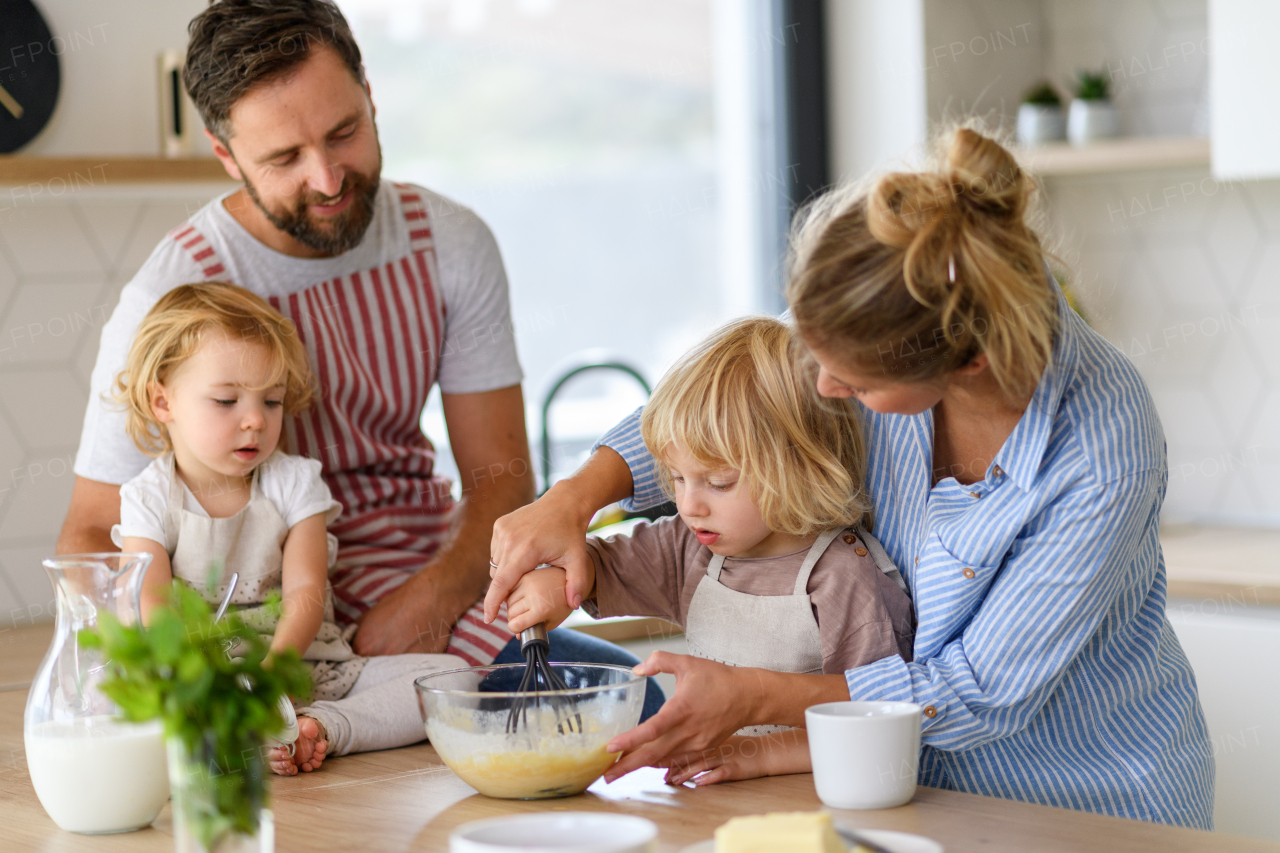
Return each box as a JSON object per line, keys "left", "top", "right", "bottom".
{"left": 58, "top": 0, "right": 663, "bottom": 719}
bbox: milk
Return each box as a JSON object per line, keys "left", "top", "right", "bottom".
{"left": 25, "top": 716, "right": 170, "bottom": 833}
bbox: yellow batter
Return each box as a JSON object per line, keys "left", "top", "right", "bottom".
{"left": 426, "top": 703, "right": 626, "bottom": 799}
{"left": 443, "top": 744, "right": 619, "bottom": 799}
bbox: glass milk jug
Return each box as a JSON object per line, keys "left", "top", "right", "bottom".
{"left": 23, "top": 552, "right": 171, "bottom": 834}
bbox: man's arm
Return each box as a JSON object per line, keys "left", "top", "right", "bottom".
{"left": 56, "top": 477, "right": 122, "bottom": 555}
{"left": 353, "top": 384, "right": 536, "bottom": 655}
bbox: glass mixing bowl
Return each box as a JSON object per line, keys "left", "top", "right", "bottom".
{"left": 415, "top": 663, "right": 645, "bottom": 800}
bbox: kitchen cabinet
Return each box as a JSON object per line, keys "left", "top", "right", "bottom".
{"left": 1208, "top": 0, "right": 1280, "bottom": 178}
{"left": 1169, "top": 606, "right": 1280, "bottom": 841}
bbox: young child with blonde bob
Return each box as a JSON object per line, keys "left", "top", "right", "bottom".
{"left": 112, "top": 282, "right": 467, "bottom": 775}
{"left": 506, "top": 316, "right": 914, "bottom": 785}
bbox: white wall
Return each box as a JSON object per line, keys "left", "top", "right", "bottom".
{"left": 922, "top": 0, "right": 1044, "bottom": 134}
{"left": 824, "top": 0, "right": 927, "bottom": 182}
{"left": 21, "top": 0, "right": 211, "bottom": 156}
{"left": 2, "top": 2, "right": 228, "bottom": 627}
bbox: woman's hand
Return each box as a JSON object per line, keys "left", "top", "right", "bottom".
{"left": 506, "top": 567, "right": 580, "bottom": 633}
{"left": 603, "top": 652, "right": 849, "bottom": 782}
{"left": 485, "top": 447, "right": 635, "bottom": 622}
{"left": 661, "top": 731, "right": 811, "bottom": 787}
{"left": 603, "top": 653, "right": 765, "bottom": 781}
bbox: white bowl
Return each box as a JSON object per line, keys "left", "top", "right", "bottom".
{"left": 450, "top": 812, "right": 658, "bottom": 853}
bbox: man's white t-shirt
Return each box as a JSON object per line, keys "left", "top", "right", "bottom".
{"left": 75, "top": 181, "right": 523, "bottom": 486}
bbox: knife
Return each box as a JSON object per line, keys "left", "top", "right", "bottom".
{"left": 836, "top": 826, "right": 897, "bottom": 853}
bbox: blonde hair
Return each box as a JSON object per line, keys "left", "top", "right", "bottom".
{"left": 640, "top": 316, "right": 871, "bottom": 536}
{"left": 786, "top": 126, "right": 1058, "bottom": 400}
{"left": 114, "top": 282, "right": 317, "bottom": 455}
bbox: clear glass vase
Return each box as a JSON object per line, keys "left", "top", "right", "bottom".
{"left": 168, "top": 735, "right": 274, "bottom": 853}
{"left": 23, "top": 552, "right": 170, "bottom": 834}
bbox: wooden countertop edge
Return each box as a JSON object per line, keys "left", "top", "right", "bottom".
{"left": 1166, "top": 579, "right": 1280, "bottom": 607}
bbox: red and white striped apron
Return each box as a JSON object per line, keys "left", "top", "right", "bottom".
{"left": 168, "top": 183, "right": 514, "bottom": 666}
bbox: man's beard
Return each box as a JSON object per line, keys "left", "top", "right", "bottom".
{"left": 244, "top": 158, "right": 381, "bottom": 256}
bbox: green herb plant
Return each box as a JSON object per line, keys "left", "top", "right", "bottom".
{"left": 1073, "top": 70, "right": 1110, "bottom": 101}
{"left": 1021, "top": 81, "right": 1062, "bottom": 106}
{"left": 79, "top": 582, "right": 312, "bottom": 851}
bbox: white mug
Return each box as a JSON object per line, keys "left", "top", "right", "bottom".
{"left": 805, "top": 701, "right": 922, "bottom": 809}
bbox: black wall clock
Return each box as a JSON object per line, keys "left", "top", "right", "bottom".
{"left": 0, "top": 0, "right": 61, "bottom": 153}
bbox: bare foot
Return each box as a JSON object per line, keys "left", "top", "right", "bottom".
{"left": 267, "top": 716, "right": 328, "bottom": 776}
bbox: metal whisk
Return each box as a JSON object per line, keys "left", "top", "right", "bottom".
{"left": 505, "top": 624, "right": 582, "bottom": 735}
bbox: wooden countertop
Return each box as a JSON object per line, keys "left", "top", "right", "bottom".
{"left": 1163, "top": 525, "right": 1280, "bottom": 607}
{"left": 2, "top": 625, "right": 1276, "bottom": 852}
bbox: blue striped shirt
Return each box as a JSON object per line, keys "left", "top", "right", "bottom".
{"left": 595, "top": 289, "right": 1214, "bottom": 828}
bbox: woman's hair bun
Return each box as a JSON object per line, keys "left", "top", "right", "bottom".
{"left": 862, "top": 127, "right": 1030, "bottom": 258}
{"left": 788, "top": 124, "right": 1057, "bottom": 401}
{"left": 863, "top": 170, "right": 945, "bottom": 251}
{"left": 944, "top": 126, "right": 1029, "bottom": 222}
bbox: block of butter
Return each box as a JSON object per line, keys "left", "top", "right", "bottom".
{"left": 714, "top": 811, "right": 846, "bottom": 853}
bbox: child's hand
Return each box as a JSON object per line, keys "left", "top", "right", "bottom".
{"left": 660, "top": 730, "right": 812, "bottom": 787}
{"left": 506, "top": 567, "right": 576, "bottom": 634}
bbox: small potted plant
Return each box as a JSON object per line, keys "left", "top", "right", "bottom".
{"left": 1067, "top": 70, "right": 1119, "bottom": 145}
{"left": 80, "top": 583, "right": 311, "bottom": 853}
{"left": 1016, "top": 81, "right": 1066, "bottom": 146}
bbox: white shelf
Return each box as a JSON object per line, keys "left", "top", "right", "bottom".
{"left": 1016, "top": 137, "right": 1210, "bottom": 177}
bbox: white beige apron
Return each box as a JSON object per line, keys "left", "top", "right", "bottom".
{"left": 163, "top": 455, "right": 367, "bottom": 701}
{"left": 683, "top": 526, "right": 906, "bottom": 736}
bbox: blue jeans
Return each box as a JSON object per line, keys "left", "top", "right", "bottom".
{"left": 493, "top": 628, "right": 665, "bottom": 722}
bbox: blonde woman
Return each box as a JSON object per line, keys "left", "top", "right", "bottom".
{"left": 505, "top": 317, "right": 914, "bottom": 784}
{"left": 112, "top": 282, "right": 468, "bottom": 775}
{"left": 487, "top": 129, "right": 1214, "bottom": 828}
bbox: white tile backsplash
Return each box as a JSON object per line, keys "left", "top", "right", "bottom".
{"left": 1, "top": 206, "right": 106, "bottom": 276}
{"left": 0, "top": 545, "right": 60, "bottom": 628}
{"left": 114, "top": 200, "right": 208, "bottom": 274}
{"left": 1, "top": 280, "right": 110, "bottom": 365}
{"left": 75, "top": 200, "right": 148, "bottom": 270}
{"left": 1143, "top": 241, "right": 1223, "bottom": 313}
{"left": 0, "top": 414, "right": 26, "bottom": 489}
{"left": 0, "top": 454, "right": 82, "bottom": 542}
{"left": 1049, "top": 173, "right": 1280, "bottom": 525}
{"left": 0, "top": 370, "right": 96, "bottom": 450}
{"left": 0, "top": 250, "right": 16, "bottom": 308}
{"left": 1205, "top": 189, "right": 1265, "bottom": 295}
{"left": 1022, "top": 0, "right": 1280, "bottom": 526}
{"left": 0, "top": 187, "right": 224, "bottom": 626}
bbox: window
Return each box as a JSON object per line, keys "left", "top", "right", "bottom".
{"left": 339, "top": 0, "right": 799, "bottom": 489}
